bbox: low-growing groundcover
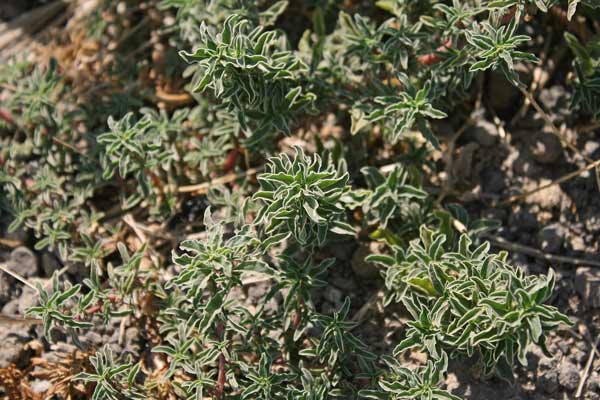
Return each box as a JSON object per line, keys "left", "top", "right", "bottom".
{"left": 1, "top": 0, "right": 599, "bottom": 399}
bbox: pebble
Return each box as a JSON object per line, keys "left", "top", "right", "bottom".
{"left": 587, "top": 372, "right": 600, "bottom": 393}
{"left": 0, "top": 332, "right": 30, "bottom": 368}
{"left": 0, "top": 275, "right": 13, "bottom": 306}
{"left": 537, "top": 224, "right": 565, "bottom": 253}
{"left": 31, "top": 379, "right": 52, "bottom": 393}
{"left": 2, "top": 285, "right": 38, "bottom": 315}
{"left": 523, "top": 179, "right": 565, "bottom": 209}
{"left": 530, "top": 132, "right": 562, "bottom": 164}
{"left": 539, "top": 86, "right": 567, "bottom": 113}
{"left": 468, "top": 119, "right": 499, "bottom": 147}
{"left": 509, "top": 208, "right": 538, "bottom": 232}
{"left": 247, "top": 282, "right": 270, "bottom": 303}
{"left": 7, "top": 246, "right": 38, "bottom": 278}
{"left": 538, "top": 370, "right": 559, "bottom": 394}
{"left": 584, "top": 141, "right": 600, "bottom": 157}
{"left": 323, "top": 286, "right": 343, "bottom": 308}
{"left": 481, "top": 169, "right": 505, "bottom": 194}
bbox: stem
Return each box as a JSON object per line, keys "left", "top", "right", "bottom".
{"left": 293, "top": 296, "right": 304, "bottom": 330}
{"left": 217, "top": 353, "right": 226, "bottom": 399}
{"left": 215, "top": 321, "right": 226, "bottom": 399}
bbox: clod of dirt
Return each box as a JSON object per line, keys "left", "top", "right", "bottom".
{"left": 1, "top": 286, "right": 38, "bottom": 315}
{"left": 0, "top": 275, "right": 14, "bottom": 306}
{"left": 587, "top": 372, "right": 600, "bottom": 394}
{"left": 467, "top": 119, "right": 499, "bottom": 147}
{"left": 523, "top": 179, "right": 566, "bottom": 209}
{"left": 558, "top": 360, "right": 580, "bottom": 391}
{"left": 0, "top": 331, "right": 34, "bottom": 369}
{"left": 584, "top": 141, "right": 600, "bottom": 158}
{"left": 30, "top": 379, "right": 52, "bottom": 394}
{"left": 323, "top": 286, "right": 343, "bottom": 308}
{"left": 481, "top": 169, "right": 506, "bottom": 194}
{"left": 452, "top": 142, "right": 480, "bottom": 183}
{"left": 537, "top": 224, "right": 565, "bottom": 253}
{"left": 530, "top": 132, "right": 563, "bottom": 164}
{"left": 538, "top": 86, "right": 570, "bottom": 122}
{"left": 508, "top": 207, "right": 539, "bottom": 233}
{"left": 575, "top": 267, "right": 600, "bottom": 308}
{"left": 538, "top": 370, "right": 560, "bottom": 394}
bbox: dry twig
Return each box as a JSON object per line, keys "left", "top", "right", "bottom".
{"left": 178, "top": 167, "right": 263, "bottom": 194}
{"left": 575, "top": 334, "right": 600, "bottom": 398}
{"left": 0, "top": 262, "right": 38, "bottom": 291}
{"left": 500, "top": 158, "right": 600, "bottom": 205}
{"left": 482, "top": 234, "right": 600, "bottom": 268}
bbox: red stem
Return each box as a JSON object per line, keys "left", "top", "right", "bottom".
{"left": 215, "top": 322, "right": 226, "bottom": 399}
{"left": 501, "top": 7, "right": 517, "bottom": 25}
{"left": 0, "top": 108, "right": 15, "bottom": 125}
{"left": 216, "top": 353, "right": 226, "bottom": 398}
{"left": 417, "top": 39, "right": 452, "bottom": 66}
{"left": 222, "top": 148, "right": 239, "bottom": 172}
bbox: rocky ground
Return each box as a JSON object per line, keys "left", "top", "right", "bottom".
{"left": 2, "top": 99, "right": 600, "bottom": 397}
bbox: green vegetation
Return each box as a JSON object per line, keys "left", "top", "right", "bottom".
{"left": 3, "top": 0, "right": 596, "bottom": 398}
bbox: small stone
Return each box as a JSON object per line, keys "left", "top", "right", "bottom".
{"left": 351, "top": 242, "right": 382, "bottom": 279}
{"left": 537, "top": 224, "right": 565, "bottom": 253}
{"left": 523, "top": 179, "right": 565, "bottom": 209}
{"left": 82, "top": 331, "right": 103, "bottom": 347}
{"left": 247, "top": 282, "right": 269, "bottom": 303}
{"left": 539, "top": 86, "right": 567, "bottom": 112}
{"left": 31, "top": 379, "right": 52, "bottom": 393}
{"left": 539, "top": 358, "right": 555, "bottom": 371}
{"left": 587, "top": 372, "right": 600, "bottom": 393}
{"left": 570, "top": 236, "right": 587, "bottom": 252}
{"left": 530, "top": 132, "right": 562, "bottom": 164}
{"left": 557, "top": 340, "right": 570, "bottom": 355}
{"left": 509, "top": 208, "right": 538, "bottom": 232}
{"left": 481, "top": 169, "right": 505, "bottom": 194}
{"left": 2, "top": 284, "right": 38, "bottom": 316}
{"left": 0, "top": 340, "right": 26, "bottom": 368}
{"left": 575, "top": 267, "right": 600, "bottom": 308}
{"left": 558, "top": 361, "right": 580, "bottom": 391}
{"left": 124, "top": 327, "right": 141, "bottom": 354}
{"left": 7, "top": 246, "right": 37, "bottom": 278}
{"left": 323, "top": 286, "right": 343, "bottom": 308}
{"left": 0, "top": 275, "right": 13, "bottom": 306}
{"left": 0, "top": 332, "right": 30, "bottom": 368}
{"left": 538, "top": 370, "right": 559, "bottom": 394}
{"left": 468, "top": 119, "right": 499, "bottom": 147}
{"left": 584, "top": 141, "right": 600, "bottom": 158}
